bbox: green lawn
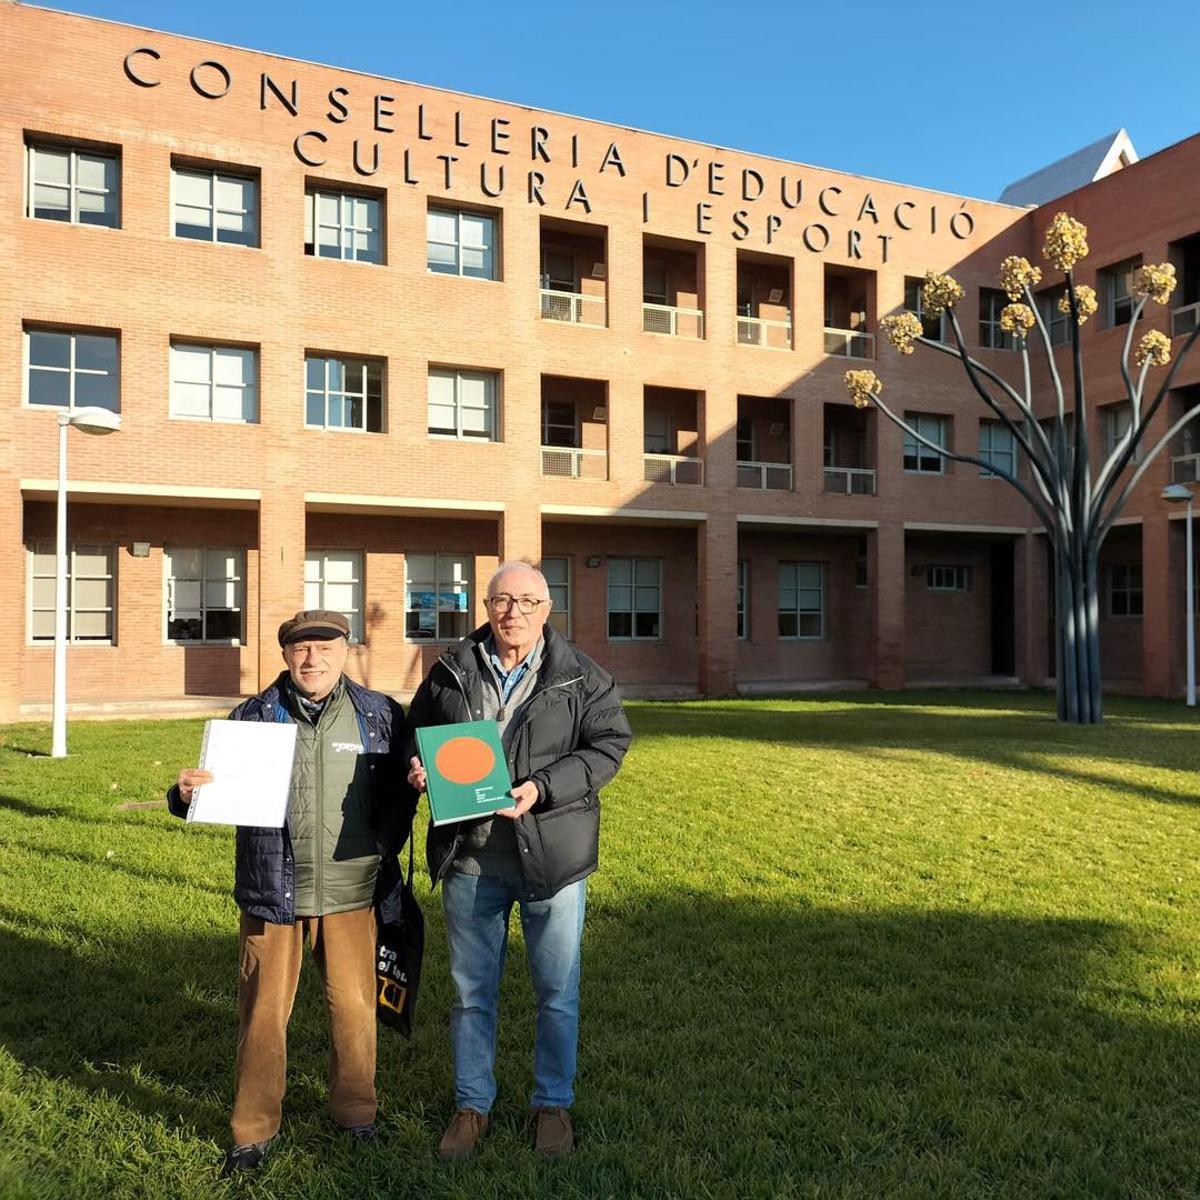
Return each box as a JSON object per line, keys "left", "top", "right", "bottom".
{"left": 2, "top": 691, "right": 1200, "bottom": 1199}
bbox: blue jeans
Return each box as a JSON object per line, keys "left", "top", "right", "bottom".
{"left": 441, "top": 871, "right": 587, "bottom": 1113}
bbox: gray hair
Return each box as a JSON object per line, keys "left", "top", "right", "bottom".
{"left": 488, "top": 560, "right": 549, "bottom": 596}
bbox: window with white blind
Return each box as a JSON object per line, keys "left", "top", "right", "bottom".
{"left": 926, "top": 565, "right": 970, "bottom": 592}
{"left": 304, "top": 189, "right": 382, "bottom": 263}
{"left": 428, "top": 369, "right": 499, "bottom": 440}
{"left": 25, "top": 141, "right": 119, "bottom": 227}
{"left": 165, "top": 547, "right": 245, "bottom": 642}
{"left": 978, "top": 421, "right": 1016, "bottom": 478}
{"left": 405, "top": 554, "right": 472, "bottom": 642}
{"left": 607, "top": 557, "right": 661, "bottom": 640}
{"left": 903, "top": 412, "right": 947, "bottom": 474}
{"left": 542, "top": 556, "right": 571, "bottom": 638}
{"left": 28, "top": 543, "right": 115, "bottom": 643}
{"left": 304, "top": 550, "right": 364, "bottom": 642}
{"left": 172, "top": 166, "right": 258, "bottom": 245}
{"left": 170, "top": 344, "right": 257, "bottom": 422}
{"left": 427, "top": 207, "right": 496, "bottom": 278}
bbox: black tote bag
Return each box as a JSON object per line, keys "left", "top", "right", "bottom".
{"left": 374, "top": 837, "right": 424, "bottom": 1038}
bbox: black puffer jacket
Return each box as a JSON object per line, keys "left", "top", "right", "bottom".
{"left": 408, "top": 624, "right": 632, "bottom": 901}
{"left": 168, "top": 672, "right": 416, "bottom": 924}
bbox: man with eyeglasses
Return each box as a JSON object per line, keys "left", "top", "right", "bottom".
{"left": 406, "top": 561, "right": 631, "bottom": 1161}
{"left": 169, "top": 609, "right": 416, "bottom": 1177}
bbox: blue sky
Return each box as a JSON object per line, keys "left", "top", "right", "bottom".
{"left": 32, "top": 0, "right": 1200, "bottom": 200}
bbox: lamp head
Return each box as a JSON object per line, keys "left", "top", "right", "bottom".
{"left": 1162, "top": 483, "right": 1193, "bottom": 503}
{"left": 67, "top": 407, "right": 121, "bottom": 435}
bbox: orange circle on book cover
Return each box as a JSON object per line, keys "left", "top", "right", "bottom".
{"left": 435, "top": 736, "right": 496, "bottom": 785}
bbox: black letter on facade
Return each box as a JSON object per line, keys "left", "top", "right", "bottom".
{"left": 480, "top": 162, "right": 506, "bottom": 197}
{"left": 766, "top": 214, "right": 782, "bottom": 244}
{"left": 780, "top": 176, "right": 803, "bottom": 209}
{"left": 857, "top": 194, "right": 879, "bottom": 223}
{"left": 294, "top": 131, "right": 328, "bottom": 167}
{"left": 454, "top": 111, "right": 469, "bottom": 148}
{"left": 802, "top": 223, "right": 830, "bottom": 253}
{"left": 353, "top": 140, "right": 380, "bottom": 176}
{"left": 529, "top": 171, "right": 546, "bottom": 206}
{"left": 261, "top": 74, "right": 298, "bottom": 115}
{"left": 742, "top": 168, "right": 764, "bottom": 201}
{"left": 403, "top": 149, "right": 419, "bottom": 185}
{"left": 327, "top": 87, "right": 350, "bottom": 123}
{"left": 190, "top": 60, "right": 232, "bottom": 100}
{"left": 600, "top": 142, "right": 626, "bottom": 176}
{"left": 374, "top": 94, "right": 396, "bottom": 134}
{"left": 818, "top": 186, "right": 841, "bottom": 217}
{"left": 531, "top": 125, "right": 551, "bottom": 162}
{"left": 707, "top": 161, "right": 725, "bottom": 196}
{"left": 696, "top": 201, "right": 713, "bottom": 235}
{"left": 491, "top": 117, "right": 511, "bottom": 154}
{"left": 643, "top": 192, "right": 651, "bottom": 223}
{"left": 666, "top": 154, "right": 690, "bottom": 187}
{"left": 847, "top": 228, "right": 863, "bottom": 259}
{"left": 418, "top": 104, "right": 433, "bottom": 140}
{"left": 124, "top": 47, "right": 161, "bottom": 87}
{"left": 732, "top": 210, "right": 751, "bottom": 241}
{"left": 894, "top": 200, "right": 915, "bottom": 230}
{"left": 566, "top": 179, "right": 592, "bottom": 213}
{"left": 438, "top": 154, "right": 459, "bottom": 189}
{"left": 950, "top": 210, "right": 975, "bottom": 239}
{"left": 877, "top": 234, "right": 892, "bottom": 263}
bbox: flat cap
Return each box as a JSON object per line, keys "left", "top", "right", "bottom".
{"left": 277, "top": 608, "right": 351, "bottom": 646}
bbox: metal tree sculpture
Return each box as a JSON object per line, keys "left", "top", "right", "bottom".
{"left": 846, "top": 213, "right": 1200, "bottom": 724}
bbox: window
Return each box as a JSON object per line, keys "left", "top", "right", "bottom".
{"left": 904, "top": 277, "right": 946, "bottom": 342}
{"left": 305, "top": 355, "right": 384, "bottom": 432}
{"left": 25, "top": 141, "right": 119, "bottom": 227}
{"left": 736, "top": 559, "right": 748, "bottom": 639}
{"left": 25, "top": 328, "right": 119, "bottom": 412}
{"left": 1102, "top": 258, "right": 1141, "bottom": 327}
{"left": 427, "top": 207, "right": 496, "bottom": 279}
{"left": 165, "top": 547, "right": 244, "bottom": 641}
{"left": 305, "top": 550, "right": 364, "bottom": 641}
{"left": 926, "top": 565, "right": 970, "bottom": 592}
{"left": 28, "top": 543, "right": 115, "bottom": 643}
{"left": 305, "top": 188, "right": 382, "bottom": 263}
{"left": 607, "top": 558, "right": 661, "bottom": 639}
{"left": 1108, "top": 562, "right": 1143, "bottom": 617}
{"left": 542, "top": 556, "right": 571, "bottom": 639}
{"left": 903, "top": 412, "right": 947, "bottom": 474}
{"left": 979, "top": 421, "right": 1016, "bottom": 478}
{"left": 778, "top": 562, "right": 823, "bottom": 639}
{"left": 643, "top": 260, "right": 669, "bottom": 305}
{"left": 644, "top": 408, "right": 670, "bottom": 454}
{"left": 170, "top": 343, "right": 257, "bottom": 422}
{"left": 1102, "top": 402, "right": 1139, "bottom": 460}
{"left": 405, "top": 554, "right": 472, "bottom": 642}
{"left": 855, "top": 538, "right": 869, "bottom": 589}
{"left": 1039, "top": 286, "right": 1071, "bottom": 347}
{"left": 736, "top": 414, "right": 753, "bottom": 461}
{"left": 428, "top": 369, "right": 499, "bottom": 441}
{"left": 172, "top": 166, "right": 258, "bottom": 245}
{"left": 542, "top": 400, "right": 577, "bottom": 447}
{"left": 541, "top": 249, "right": 576, "bottom": 292}
{"left": 979, "top": 288, "right": 1016, "bottom": 350}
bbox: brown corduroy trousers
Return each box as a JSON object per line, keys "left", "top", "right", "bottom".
{"left": 231, "top": 907, "right": 378, "bottom": 1145}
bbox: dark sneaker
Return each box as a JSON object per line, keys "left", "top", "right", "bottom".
{"left": 220, "top": 1137, "right": 274, "bottom": 1177}
{"left": 437, "top": 1109, "right": 490, "bottom": 1161}
{"left": 343, "top": 1123, "right": 377, "bottom": 1143}
{"left": 533, "top": 1107, "right": 574, "bottom": 1159}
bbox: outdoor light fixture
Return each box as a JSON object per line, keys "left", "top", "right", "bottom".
{"left": 585, "top": 555, "right": 603, "bottom": 568}
{"left": 1162, "top": 482, "right": 1195, "bottom": 707}
{"left": 52, "top": 406, "right": 122, "bottom": 758}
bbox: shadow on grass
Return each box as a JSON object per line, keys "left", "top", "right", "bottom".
{"left": 3, "top": 893, "right": 1199, "bottom": 1197}
{"left": 628, "top": 694, "right": 1200, "bottom": 809}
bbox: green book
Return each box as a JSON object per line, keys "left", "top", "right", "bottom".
{"left": 416, "top": 719, "right": 515, "bottom": 826}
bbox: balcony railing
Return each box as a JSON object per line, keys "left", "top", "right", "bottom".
{"left": 540, "top": 288, "right": 607, "bottom": 327}
{"left": 642, "top": 303, "right": 705, "bottom": 339}
{"left": 643, "top": 454, "right": 704, "bottom": 486}
{"left": 1172, "top": 301, "right": 1200, "bottom": 338}
{"left": 736, "top": 314, "right": 792, "bottom": 349}
{"left": 540, "top": 445, "right": 608, "bottom": 480}
{"left": 736, "top": 459, "right": 792, "bottom": 490}
{"left": 823, "top": 466, "right": 877, "bottom": 495}
{"left": 823, "top": 327, "right": 875, "bottom": 359}
{"left": 1172, "top": 453, "right": 1200, "bottom": 483}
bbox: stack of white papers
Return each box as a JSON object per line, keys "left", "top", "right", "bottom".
{"left": 187, "top": 720, "right": 298, "bottom": 828}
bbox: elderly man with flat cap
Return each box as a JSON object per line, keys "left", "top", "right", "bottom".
{"left": 407, "top": 561, "right": 632, "bottom": 1161}
{"left": 169, "top": 608, "right": 416, "bottom": 1177}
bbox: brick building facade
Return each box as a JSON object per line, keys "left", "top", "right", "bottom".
{"left": 2, "top": 4, "right": 1198, "bottom": 721}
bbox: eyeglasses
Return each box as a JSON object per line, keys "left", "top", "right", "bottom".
{"left": 485, "top": 593, "right": 548, "bottom": 615}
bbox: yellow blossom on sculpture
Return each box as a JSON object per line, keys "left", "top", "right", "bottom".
{"left": 845, "top": 369, "right": 882, "bottom": 409}
{"left": 921, "top": 270, "right": 964, "bottom": 317}
{"left": 1044, "top": 212, "right": 1089, "bottom": 272}
{"left": 999, "top": 256, "right": 1042, "bottom": 300}
{"left": 1058, "top": 284, "right": 1098, "bottom": 325}
{"left": 1132, "top": 263, "right": 1177, "bottom": 305}
{"left": 1134, "top": 329, "right": 1171, "bottom": 367}
{"left": 881, "top": 312, "right": 924, "bottom": 354}
{"left": 1000, "top": 303, "right": 1036, "bottom": 339}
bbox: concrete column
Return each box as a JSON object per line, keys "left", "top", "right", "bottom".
{"left": 1142, "top": 514, "right": 1171, "bottom": 696}
{"left": 871, "top": 521, "right": 905, "bottom": 689}
{"left": 697, "top": 512, "right": 738, "bottom": 696}
{"left": 256, "top": 489, "right": 306, "bottom": 691}
{"left": 0, "top": 480, "right": 24, "bottom": 722}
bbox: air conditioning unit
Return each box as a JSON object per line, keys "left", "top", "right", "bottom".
{"left": 592, "top": 263, "right": 607, "bottom": 279}
{"left": 767, "top": 287, "right": 784, "bottom": 303}
{"left": 592, "top": 406, "right": 608, "bottom": 422}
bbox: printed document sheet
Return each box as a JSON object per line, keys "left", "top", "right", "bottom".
{"left": 187, "top": 719, "right": 298, "bottom": 828}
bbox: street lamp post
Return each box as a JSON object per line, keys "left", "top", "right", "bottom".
{"left": 1163, "top": 482, "right": 1196, "bottom": 708}
{"left": 52, "top": 406, "right": 122, "bottom": 758}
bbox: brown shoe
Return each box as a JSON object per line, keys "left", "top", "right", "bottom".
{"left": 533, "top": 1106, "right": 574, "bottom": 1159}
{"left": 438, "top": 1109, "right": 490, "bottom": 1161}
